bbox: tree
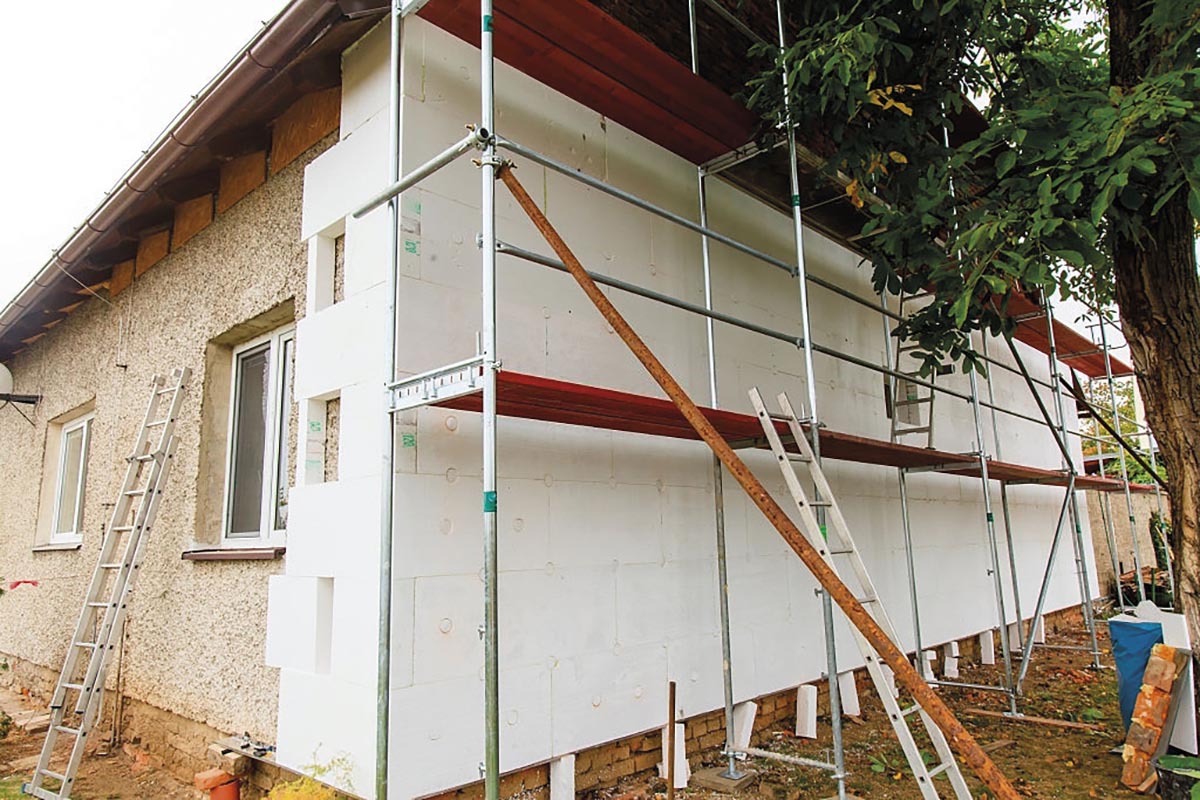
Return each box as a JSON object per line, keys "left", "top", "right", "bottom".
{"left": 747, "top": 0, "right": 1200, "bottom": 641}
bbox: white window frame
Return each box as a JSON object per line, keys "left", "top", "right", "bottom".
{"left": 221, "top": 325, "right": 295, "bottom": 546}
{"left": 49, "top": 412, "right": 94, "bottom": 545}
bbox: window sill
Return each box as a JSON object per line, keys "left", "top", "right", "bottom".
{"left": 182, "top": 547, "right": 286, "bottom": 562}
{"left": 32, "top": 540, "right": 83, "bottom": 553}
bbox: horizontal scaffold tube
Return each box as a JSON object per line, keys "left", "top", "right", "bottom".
{"left": 354, "top": 130, "right": 486, "bottom": 218}
{"left": 497, "top": 162, "right": 1021, "bottom": 800}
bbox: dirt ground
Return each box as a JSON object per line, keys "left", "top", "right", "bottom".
{"left": 0, "top": 709, "right": 194, "bottom": 799}
{"left": 0, "top": 621, "right": 1147, "bottom": 799}
{"left": 603, "top": 622, "right": 1139, "bottom": 800}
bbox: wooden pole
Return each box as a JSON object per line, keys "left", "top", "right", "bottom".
{"left": 667, "top": 680, "right": 676, "bottom": 800}
{"left": 497, "top": 163, "right": 1020, "bottom": 800}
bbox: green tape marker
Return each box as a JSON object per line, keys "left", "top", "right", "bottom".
{"left": 483, "top": 14, "right": 493, "bottom": 32}
{"left": 819, "top": 523, "right": 828, "bottom": 541}
{"left": 791, "top": 194, "right": 801, "bottom": 207}
{"left": 986, "top": 512, "right": 994, "bottom": 522}
{"left": 483, "top": 491, "right": 497, "bottom": 512}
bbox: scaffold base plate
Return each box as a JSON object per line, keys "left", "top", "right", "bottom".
{"left": 691, "top": 766, "right": 757, "bottom": 792}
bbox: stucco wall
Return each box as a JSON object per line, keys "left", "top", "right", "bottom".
{"left": 271, "top": 16, "right": 1103, "bottom": 798}
{"left": 0, "top": 133, "right": 331, "bottom": 743}
{"left": 1087, "top": 489, "right": 1169, "bottom": 599}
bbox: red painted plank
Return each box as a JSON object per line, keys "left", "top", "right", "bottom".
{"left": 420, "top": 0, "right": 755, "bottom": 164}
{"left": 434, "top": 371, "right": 1150, "bottom": 494}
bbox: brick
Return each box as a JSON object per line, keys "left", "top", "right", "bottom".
{"left": 633, "top": 751, "right": 660, "bottom": 772}
{"left": 195, "top": 768, "right": 236, "bottom": 791}
{"left": 1125, "top": 720, "right": 1159, "bottom": 753}
{"left": 1143, "top": 654, "right": 1180, "bottom": 692}
{"left": 1132, "top": 687, "right": 1171, "bottom": 730}
{"left": 1121, "top": 747, "right": 1152, "bottom": 788}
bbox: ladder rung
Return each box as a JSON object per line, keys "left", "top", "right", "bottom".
{"left": 73, "top": 641, "right": 98, "bottom": 648}
{"left": 857, "top": 594, "right": 877, "bottom": 605}
{"left": 894, "top": 397, "right": 932, "bottom": 407}
{"left": 61, "top": 682, "right": 86, "bottom": 691}
{"left": 54, "top": 725, "right": 81, "bottom": 736}
{"left": 927, "top": 761, "right": 952, "bottom": 778}
{"left": 146, "top": 419, "right": 170, "bottom": 427}
{"left": 894, "top": 425, "right": 932, "bottom": 434}
{"left": 786, "top": 453, "right": 812, "bottom": 462}
{"left": 131, "top": 453, "right": 157, "bottom": 462}
{"left": 38, "top": 768, "right": 68, "bottom": 781}
{"left": 826, "top": 548, "right": 854, "bottom": 555}
{"left": 110, "top": 525, "right": 135, "bottom": 532}
{"left": 99, "top": 563, "right": 124, "bottom": 569}
{"left": 901, "top": 703, "right": 921, "bottom": 717}
{"left": 807, "top": 500, "right": 833, "bottom": 507}
{"left": 86, "top": 602, "right": 110, "bottom": 608}
{"left": 156, "top": 386, "right": 176, "bottom": 395}
{"left": 123, "top": 489, "right": 147, "bottom": 496}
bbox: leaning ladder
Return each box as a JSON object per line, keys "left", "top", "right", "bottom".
{"left": 26, "top": 368, "right": 190, "bottom": 800}
{"left": 750, "top": 387, "right": 971, "bottom": 800}
{"left": 889, "top": 291, "right": 938, "bottom": 448}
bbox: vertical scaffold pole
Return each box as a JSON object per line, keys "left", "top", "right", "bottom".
{"left": 1042, "top": 298, "right": 1102, "bottom": 667}
{"left": 981, "top": 336, "right": 1026, "bottom": 655}
{"left": 775, "top": 3, "right": 846, "bottom": 796}
{"left": 376, "top": 2, "right": 402, "bottom": 797}
{"left": 480, "top": 1, "right": 501, "bottom": 797}
{"left": 1148, "top": 446, "right": 1176, "bottom": 606}
{"left": 686, "top": 1, "right": 741, "bottom": 781}
{"left": 1097, "top": 315, "right": 1146, "bottom": 604}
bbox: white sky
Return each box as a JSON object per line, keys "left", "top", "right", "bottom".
{"left": 0, "top": 0, "right": 286, "bottom": 310}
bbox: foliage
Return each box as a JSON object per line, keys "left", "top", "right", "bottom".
{"left": 1079, "top": 374, "right": 1167, "bottom": 483}
{"left": 266, "top": 776, "right": 339, "bottom": 800}
{"left": 745, "top": 0, "right": 1200, "bottom": 377}
{"left": 0, "top": 709, "right": 11, "bottom": 739}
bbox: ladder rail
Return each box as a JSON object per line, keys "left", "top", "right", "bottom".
{"left": 750, "top": 387, "right": 971, "bottom": 800}
{"left": 29, "top": 368, "right": 190, "bottom": 799}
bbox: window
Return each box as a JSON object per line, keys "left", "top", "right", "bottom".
{"left": 50, "top": 413, "right": 93, "bottom": 543}
{"left": 224, "top": 326, "right": 295, "bottom": 542}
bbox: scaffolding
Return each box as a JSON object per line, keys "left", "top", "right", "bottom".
{"left": 361, "top": 2, "right": 1158, "bottom": 798}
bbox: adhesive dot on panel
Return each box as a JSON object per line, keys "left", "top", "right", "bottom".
{"left": 591, "top": 695, "right": 602, "bottom": 708}
{"left": 544, "top": 562, "right": 555, "bottom": 575}
{"left": 439, "top": 518, "right": 453, "bottom": 535}
{"left": 543, "top": 473, "right": 554, "bottom": 487}
{"left": 445, "top": 415, "right": 458, "bottom": 432}
{"left": 507, "top": 710, "right": 519, "bottom": 726}
{"left": 546, "top": 656, "right": 559, "bottom": 670}
{"left": 513, "top": 517, "right": 525, "bottom": 532}
{"left": 438, "top": 618, "right": 453, "bottom": 634}
{"left": 446, "top": 468, "right": 458, "bottom": 483}
{"left": 689, "top": 671, "right": 699, "bottom": 683}
{"left": 633, "top": 685, "right": 643, "bottom": 699}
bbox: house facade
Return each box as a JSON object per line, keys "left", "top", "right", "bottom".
{"left": 0, "top": 2, "right": 1121, "bottom": 798}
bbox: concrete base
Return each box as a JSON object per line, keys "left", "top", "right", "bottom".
{"left": 690, "top": 766, "right": 757, "bottom": 792}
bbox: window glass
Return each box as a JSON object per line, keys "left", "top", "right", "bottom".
{"left": 54, "top": 422, "right": 88, "bottom": 537}
{"left": 228, "top": 344, "right": 270, "bottom": 537}
{"left": 273, "top": 335, "right": 295, "bottom": 530}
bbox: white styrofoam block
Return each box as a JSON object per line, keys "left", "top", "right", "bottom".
{"left": 551, "top": 645, "right": 667, "bottom": 756}
{"left": 732, "top": 701, "right": 757, "bottom": 750}
{"left": 336, "top": 381, "right": 387, "bottom": 482}
{"left": 796, "top": 685, "right": 819, "bottom": 739}
{"left": 302, "top": 111, "right": 388, "bottom": 240}
{"left": 615, "top": 561, "right": 716, "bottom": 647}
{"left": 285, "top": 477, "right": 380, "bottom": 578}
{"left": 550, "top": 754, "right": 575, "bottom": 800}
{"left": 979, "top": 630, "right": 996, "bottom": 665}
{"left": 275, "top": 669, "right": 376, "bottom": 795}
{"left": 412, "top": 574, "right": 484, "bottom": 684}
{"left": 265, "top": 576, "right": 334, "bottom": 673}
{"left": 944, "top": 656, "right": 960, "bottom": 680}
{"left": 921, "top": 650, "right": 938, "bottom": 681}
{"left": 946, "top": 641, "right": 960, "bottom": 658}
{"left": 1007, "top": 623, "right": 1021, "bottom": 654}
{"left": 1033, "top": 615, "right": 1046, "bottom": 644}
{"left": 341, "top": 21, "right": 390, "bottom": 138}
{"left": 659, "top": 722, "right": 690, "bottom": 789}
{"left": 837, "top": 671, "right": 861, "bottom": 717}
{"left": 294, "top": 288, "right": 387, "bottom": 400}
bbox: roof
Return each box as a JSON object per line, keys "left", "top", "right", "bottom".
{"left": 0, "top": 0, "right": 386, "bottom": 361}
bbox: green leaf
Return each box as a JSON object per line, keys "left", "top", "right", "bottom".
{"left": 996, "top": 149, "right": 1017, "bottom": 178}
{"left": 950, "top": 292, "right": 971, "bottom": 327}
{"left": 1131, "top": 157, "right": 1157, "bottom": 175}
{"left": 1190, "top": 188, "right": 1200, "bottom": 220}
{"left": 1038, "top": 175, "right": 1053, "bottom": 205}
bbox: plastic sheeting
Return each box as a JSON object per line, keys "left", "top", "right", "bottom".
{"left": 1109, "top": 615, "right": 1164, "bottom": 731}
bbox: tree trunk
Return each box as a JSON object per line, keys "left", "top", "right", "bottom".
{"left": 1109, "top": 0, "right": 1200, "bottom": 653}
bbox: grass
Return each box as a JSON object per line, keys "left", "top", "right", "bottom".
{"left": 0, "top": 776, "right": 26, "bottom": 799}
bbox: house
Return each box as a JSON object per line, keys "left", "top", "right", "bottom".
{"left": 0, "top": 1, "right": 1147, "bottom": 798}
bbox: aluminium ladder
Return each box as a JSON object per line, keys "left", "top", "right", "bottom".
{"left": 749, "top": 387, "right": 971, "bottom": 800}
{"left": 26, "top": 368, "right": 190, "bottom": 800}
{"left": 889, "top": 291, "right": 939, "bottom": 448}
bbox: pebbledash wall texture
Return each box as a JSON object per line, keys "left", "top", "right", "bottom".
{"left": 0, "top": 12, "right": 1106, "bottom": 800}
{"left": 0, "top": 124, "right": 335, "bottom": 777}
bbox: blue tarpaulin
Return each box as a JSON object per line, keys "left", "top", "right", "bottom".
{"left": 1109, "top": 615, "right": 1165, "bottom": 731}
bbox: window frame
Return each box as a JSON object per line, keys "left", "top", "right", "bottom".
{"left": 221, "top": 325, "right": 295, "bottom": 547}
{"left": 49, "top": 412, "right": 94, "bottom": 545}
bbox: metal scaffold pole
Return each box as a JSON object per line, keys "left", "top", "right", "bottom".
{"left": 685, "top": 0, "right": 741, "bottom": 781}
{"left": 480, "top": 0, "right": 501, "bottom": 797}
{"left": 376, "top": 2, "right": 402, "bottom": 796}
{"left": 1042, "top": 298, "right": 1102, "bottom": 668}
{"left": 775, "top": 2, "right": 846, "bottom": 795}
{"left": 981, "top": 336, "right": 1027, "bottom": 655}
{"left": 1097, "top": 315, "right": 1147, "bottom": 605}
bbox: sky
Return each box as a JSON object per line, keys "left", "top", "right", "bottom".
{"left": 0, "top": 0, "right": 286, "bottom": 310}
